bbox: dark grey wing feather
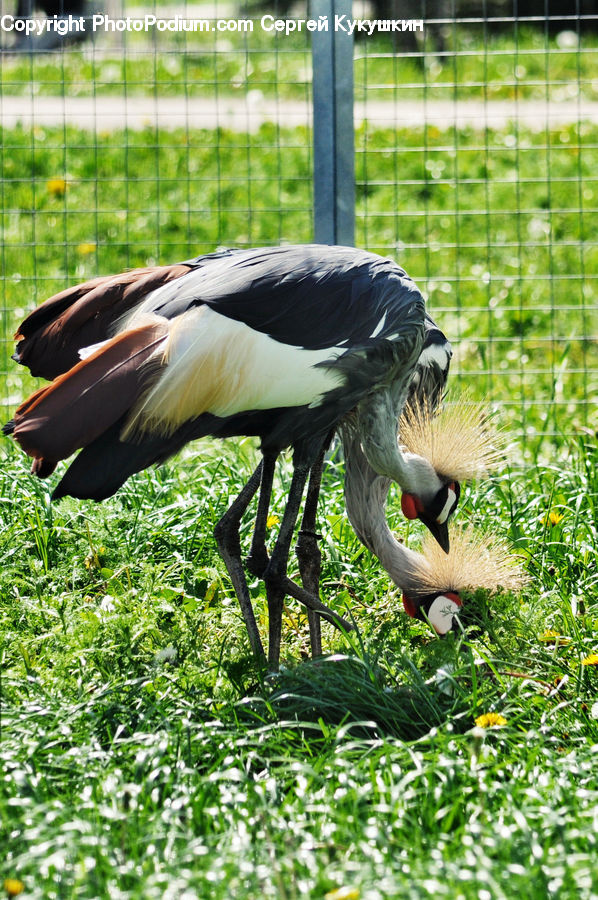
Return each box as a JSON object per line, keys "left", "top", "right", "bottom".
{"left": 147, "top": 245, "right": 425, "bottom": 352}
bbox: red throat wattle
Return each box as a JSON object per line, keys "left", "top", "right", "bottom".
{"left": 402, "top": 594, "right": 417, "bottom": 617}
{"left": 401, "top": 492, "right": 422, "bottom": 520}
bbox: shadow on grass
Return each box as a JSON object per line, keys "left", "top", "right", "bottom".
{"left": 236, "top": 651, "right": 464, "bottom": 743}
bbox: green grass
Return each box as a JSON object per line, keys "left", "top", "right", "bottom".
{"left": 0, "top": 37, "right": 314, "bottom": 100}
{"left": 355, "top": 27, "right": 598, "bottom": 103}
{"left": 1, "top": 432, "right": 597, "bottom": 898}
{"left": 2, "top": 120, "right": 597, "bottom": 445}
{"left": 0, "top": 26, "right": 596, "bottom": 101}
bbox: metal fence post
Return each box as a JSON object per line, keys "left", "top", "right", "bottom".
{"left": 312, "top": 0, "right": 355, "bottom": 246}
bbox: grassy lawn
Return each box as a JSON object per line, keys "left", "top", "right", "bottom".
{"left": 0, "top": 73, "right": 597, "bottom": 898}
{"left": 0, "top": 26, "right": 596, "bottom": 101}
{"left": 1, "top": 430, "right": 597, "bottom": 898}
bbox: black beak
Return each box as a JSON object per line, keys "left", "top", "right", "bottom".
{"left": 418, "top": 513, "right": 450, "bottom": 553}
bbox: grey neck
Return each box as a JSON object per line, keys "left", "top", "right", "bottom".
{"left": 341, "top": 426, "right": 427, "bottom": 595}
{"left": 354, "top": 389, "right": 436, "bottom": 495}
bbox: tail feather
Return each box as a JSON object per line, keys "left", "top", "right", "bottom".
{"left": 52, "top": 408, "right": 284, "bottom": 502}
{"left": 14, "top": 263, "right": 192, "bottom": 380}
{"left": 52, "top": 416, "right": 206, "bottom": 501}
{"left": 52, "top": 419, "right": 150, "bottom": 501}
{"left": 8, "top": 322, "right": 168, "bottom": 464}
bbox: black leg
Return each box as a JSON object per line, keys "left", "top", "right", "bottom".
{"left": 213, "top": 450, "right": 351, "bottom": 663}
{"left": 246, "top": 451, "right": 277, "bottom": 579}
{"left": 241, "top": 450, "right": 349, "bottom": 649}
{"left": 263, "top": 459, "right": 311, "bottom": 668}
{"left": 213, "top": 462, "right": 264, "bottom": 659}
{"left": 295, "top": 435, "right": 333, "bottom": 658}
{"left": 278, "top": 578, "right": 352, "bottom": 632}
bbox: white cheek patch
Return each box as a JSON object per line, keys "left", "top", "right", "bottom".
{"left": 427, "top": 595, "right": 461, "bottom": 635}
{"left": 417, "top": 342, "right": 451, "bottom": 371}
{"left": 436, "top": 488, "right": 457, "bottom": 525}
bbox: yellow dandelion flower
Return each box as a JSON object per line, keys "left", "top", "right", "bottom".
{"left": 539, "top": 628, "right": 559, "bottom": 642}
{"left": 475, "top": 712, "right": 507, "bottom": 728}
{"left": 542, "top": 510, "right": 564, "bottom": 526}
{"left": 325, "top": 889, "right": 360, "bottom": 900}
{"left": 539, "top": 630, "right": 571, "bottom": 646}
{"left": 4, "top": 879, "right": 25, "bottom": 897}
{"left": 77, "top": 242, "right": 96, "bottom": 255}
{"left": 582, "top": 652, "right": 598, "bottom": 666}
{"left": 46, "top": 177, "right": 67, "bottom": 197}
{"left": 84, "top": 545, "right": 105, "bottom": 570}
{"left": 266, "top": 514, "right": 280, "bottom": 529}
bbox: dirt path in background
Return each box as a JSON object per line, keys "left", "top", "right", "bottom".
{"left": 1, "top": 94, "right": 595, "bottom": 131}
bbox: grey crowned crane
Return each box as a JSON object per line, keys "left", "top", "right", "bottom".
{"left": 5, "top": 244, "right": 485, "bottom": 665}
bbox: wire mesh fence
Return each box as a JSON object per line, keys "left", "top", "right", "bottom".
{"left": 0, "top": 0, "right": 315, "bottom": 409}
{"left": 0, "top": 4, "right": 596, "bottom": 457}
{"left": 354, "top": 12, "right": 598, "bottom": 454}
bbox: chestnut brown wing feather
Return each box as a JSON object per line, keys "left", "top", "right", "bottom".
{"left": 9, "top": 322, "right": 168, "bottom": 463}
{"left": 14, "top": 264, "right": 192, "bottom": 380}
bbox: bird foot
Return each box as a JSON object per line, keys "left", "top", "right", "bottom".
{"left": 261, "top": 552, "right": 351, "bottom": 634}
{"left": 281, "top": 577, "right": 352, "bottom": 634}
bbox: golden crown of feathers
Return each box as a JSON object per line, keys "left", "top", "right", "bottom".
{"left": 413, "top": 526, "right": 528, "bottom": 598}
{"left": 398, "top": 394, "right": 527, "bottom": 600}
{"left": 399, "top": 394, "right": 504, "bottom": 482}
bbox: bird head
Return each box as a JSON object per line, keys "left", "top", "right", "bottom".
{"left": 402, "top": 590, "right": 462, "bottom": 635}
{"left": 399, "top": 455, "right": 460, "bottom": 553}
{"left": 398, "top": 396, "right": 503, "bottom": 553}
{"left": 399, "top": 526, "right": 527, "bottom": 636}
